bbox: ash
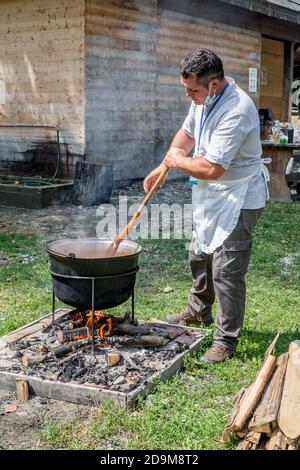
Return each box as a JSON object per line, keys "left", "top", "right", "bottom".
{"left": 1, "top": 310, "right": 200, "bottom": 394}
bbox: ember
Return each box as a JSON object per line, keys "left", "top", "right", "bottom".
{"left": 57, "top": 310, "right": 114, "bottom": 342}
{"left": 0, "top": 308, "right": 207, "bottom": 407}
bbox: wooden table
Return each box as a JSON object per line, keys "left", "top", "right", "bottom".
{"left": 261, "top": 142, "right": 300, "bottom": 201}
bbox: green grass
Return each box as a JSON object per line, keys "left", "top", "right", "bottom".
{"left": 0, "top": 202, "right": 299, "bottom": 449}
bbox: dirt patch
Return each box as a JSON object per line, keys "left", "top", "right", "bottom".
{"left": 0, "top": 179, "right": 191, "bottom": 449}
{"left": 0, "top": 389, "right": 91, "bottom": 449}
{"left": 0, "top": 180, "right": 190, "bottom": 238}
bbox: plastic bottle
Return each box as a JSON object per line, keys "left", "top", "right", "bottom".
{"left": 272, "top": 120, "right": 281, "bottom": 144}
{"left": 280, "top": 132, "right": 287, "bottom": 144}
{"left": 287, "top": 123, "right": 294, "bottom": 143}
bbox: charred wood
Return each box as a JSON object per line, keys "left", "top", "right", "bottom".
{"left": 57, "top": 321, "right": 151, "bottom": 343}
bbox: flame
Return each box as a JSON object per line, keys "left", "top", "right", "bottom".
{"left": 67, "top": 310, "right": 113, "bottom": 342}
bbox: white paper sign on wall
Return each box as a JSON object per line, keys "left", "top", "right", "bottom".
{"left": 248, "top": 68, "right": 257, "bottom": 93}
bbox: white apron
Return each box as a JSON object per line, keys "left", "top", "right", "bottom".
{"left": 192, "top": 164, "right": 269, "bottom": 255}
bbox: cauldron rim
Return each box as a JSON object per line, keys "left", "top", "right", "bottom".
{"left": 45, "top": 237, "right": 142, "bottom": 261}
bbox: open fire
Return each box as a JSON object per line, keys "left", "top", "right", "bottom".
{"left": 57, "top": 310, "right": 114, "bottom": 342}
{"left": 0, "top": 308, "right": 206, "bottom": 406}
{"left": 0, "top": 239, "right": 207, "bottom": 406}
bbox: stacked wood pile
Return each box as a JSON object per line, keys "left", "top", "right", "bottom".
{"left": 222, "top": 335, "right": 300, "bottom": 450}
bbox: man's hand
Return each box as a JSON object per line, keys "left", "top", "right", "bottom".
{"left": 143, "top": 165, "right": 168, "bottom": 193}
{"left": 164, "top": 148, "right": 187, "bottom": 169}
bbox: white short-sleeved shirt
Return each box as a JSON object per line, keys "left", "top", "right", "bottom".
{"left": 182, "top": 77, "right": 267, "bottom": 209}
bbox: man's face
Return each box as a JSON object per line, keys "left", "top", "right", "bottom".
{"left": 180, "top": 75, "right": 209, "bottom": 105}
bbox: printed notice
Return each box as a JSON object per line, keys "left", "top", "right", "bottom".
{"left": 248, "top": 68, "right": 257, "bottom": 93}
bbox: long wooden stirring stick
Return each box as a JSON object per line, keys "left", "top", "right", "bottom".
{"left": 107, "top": 165, "right": 169, "bottom": 256}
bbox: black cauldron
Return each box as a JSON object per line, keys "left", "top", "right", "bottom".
{"left": 45, "top": 238, "right": 142, "bottom": 309}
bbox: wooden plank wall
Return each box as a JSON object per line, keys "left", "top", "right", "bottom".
{"left": 156, "top": 7, "right": 262, "bottom": 158}
{"left": 0, "top": 0, "right": 85, "bottom": 177}
{"left": 85, "top": 0, "right": 158, "bottom": 183}
{"left": 259, "top": 37, "right": 285, "bottom": 120}
{"left": 85, "top": 0, "right": 261, "bottom": 183}
{"left": 0, "top": 0, "right": 263, "bottom": 184}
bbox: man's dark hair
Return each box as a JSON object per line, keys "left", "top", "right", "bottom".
{"left": 180, "top": 49, "right": 224, "bottom": 86}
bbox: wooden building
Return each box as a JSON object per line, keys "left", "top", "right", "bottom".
{"left": 0, "top": 0, "right": 300, "bottom": 186}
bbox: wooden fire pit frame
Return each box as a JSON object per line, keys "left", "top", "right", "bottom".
{"left": 0, "top": 309, "right": 207, "bottom": 409}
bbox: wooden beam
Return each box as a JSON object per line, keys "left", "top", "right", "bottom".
{"left": 230, "top": 354, "right": 277, "bottom": 431}
{"left": 264, "top": 332, "right": 280, "bottom": 360}
{"left": 282, "top": 41, "right": 294, "bottom": 121}
{"left": 16, "top": 378, "right": 29, "bottom": 401}
{"left": 278, "top": 341, "right": 300, "bottom": 440}
{"left": 249, "top": 352, "right": 288, "bottom": 431}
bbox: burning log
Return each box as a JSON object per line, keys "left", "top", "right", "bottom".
{"left": 57, "top": 321, "right": 151, "bottom": 343}
{"left": 57, "top": 327, "right": 90, "bottom": 343}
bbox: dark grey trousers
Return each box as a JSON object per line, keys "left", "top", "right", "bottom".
{"left": 187, "top": 208, "right": 263, "bottom": 350}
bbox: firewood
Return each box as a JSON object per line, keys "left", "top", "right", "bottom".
{"left": 57, "top": 328, "right": 88, "bottom": 343}
{"left": 265, "top": 428, "right": 280, "bottom": 450}
{"left": 57, "top": 321, "right": 150, "bottom": 343}
{"left": 278, "top": 341, "right": 300, "bottom": 441}
{"left": 222, "top": 386, "right": 247, "bottom": 442}
{"left": 271, "top": 420, "right": 277, "bottom": 430}
{"left": 249, "top": 422, "right": 271, "bottom": 435}
{"left": 264, "top": 332, "right": 280, "bottom": 361}
{"left": 249, "top": 353, "right": 288, "bottom": 432}
{"left": 106, "top": 352, "right": 122, "bottom": 368}
{"left": 16, "top": 378, "right": 29, "bottom": 401}
{"left": 265, "top": 428, "right": 289, "bottom": 450}
{"left": 236, "top": 431, "right": 261, "bottom": 450}
{"left": 237, "top": 428, "right": 248, "bottom": 438}
{"left": 22, "top": 338, "right": 90, "bottom": 366}
{"left": 57, "top": 351, "right": 79, "bottom": 365}
{"left": 236, "top": 438, "right": 252, "bottom": 450}
{"left": 287, "top": 439, "right": 299, "bottom": 450}
{"left": 276, "top": 431, "right": 289, "bottom": 450}
{"left": 22, "top": 352, "right": 52, "bottom": 367}
{"left": 120, "top": 335, "right": 166, "bottom": 348}
{"left": 52, "top": 338, "right": 101, "bottom": 357}
{"left": 114, "top": 322, "right": 150, "bottom": 336}
{"left": 248, "top": 432, "right": 261, "bottom": 446}
{"left": 229, "top": 354, "right": 277, "bottom": 431}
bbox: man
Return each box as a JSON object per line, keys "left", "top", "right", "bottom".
{"left": 143, "top": 49, "right": 268, "bottom": 364}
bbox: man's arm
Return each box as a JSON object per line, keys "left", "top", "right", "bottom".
{"left": 168, "top": 129, "right": 195, "bottom": 155}
{"left": 164, "top": 111, "right": 256, "bottom": 181}
{"left": 164, "top": 151, "right": 225, "bottom": 180}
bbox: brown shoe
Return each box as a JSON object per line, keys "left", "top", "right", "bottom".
{"left": 166, "top": 309, "right": 213, "bottom": 326}
{"left": 200, "top": 343, "right": 235, "bottom": 364}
